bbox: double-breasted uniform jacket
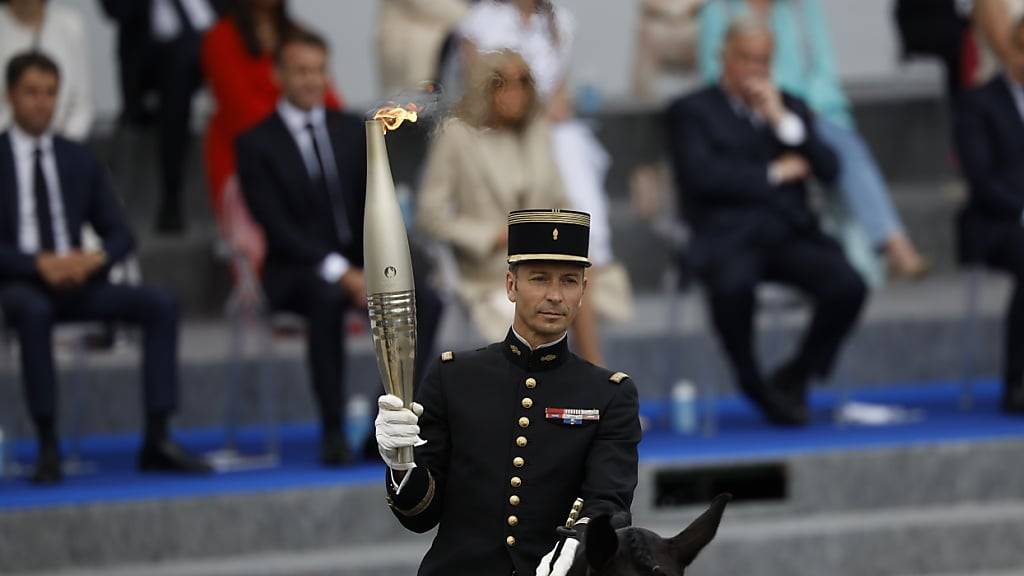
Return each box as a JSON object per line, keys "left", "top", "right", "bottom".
{"left": 386, "top": 329, "right": 641, "bottom": 576}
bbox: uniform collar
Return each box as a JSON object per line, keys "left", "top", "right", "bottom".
{"left": 503, "top": 327, "right": 569, "bottom": 371}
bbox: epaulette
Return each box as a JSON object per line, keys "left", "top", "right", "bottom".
{"left": 440, "top": 351, "right": 454, "bottom": 362}
{"left": 609, "top": 372, "right": 629, "bottom": 384}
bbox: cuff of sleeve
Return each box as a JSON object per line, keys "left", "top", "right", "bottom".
{"left": 390, "top": 468, "right": 413, "bottom": 494}
{"left": 774, "top": 112, "right": 807, "bottom": 146}
{"left": 319, "top": 253, "right": 350, "bottom": 283}
{"left": 387, "top": 468, "right": 436, "bottom": 517}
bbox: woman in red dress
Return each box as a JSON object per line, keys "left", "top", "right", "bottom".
{"left": 202, "top": 0, "right": 342, "bottom": 268}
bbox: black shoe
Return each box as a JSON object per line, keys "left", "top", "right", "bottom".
{"left": 155, "top": 204, "right": 185, "bottom": 235}
{"left": 744, "top": 382, "right": 808, "bottom": 427}
{"left": 31, "top": 441, "right": 62, "bottom": 485}
{"left": 138, "top": 440, "right": 212, "bottom": 473}
{"left": 321, "top": 434, "right": 354, "bottom": 467}
{"left": 1002, "top": 386, "right": 1024, "bottom": 414}
{"left": 770, "top": 361, "right": 811, "bottom": 408}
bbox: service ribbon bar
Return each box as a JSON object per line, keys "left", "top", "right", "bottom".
{"left": 545, "top": 408, "right": 601, "bottom": 425}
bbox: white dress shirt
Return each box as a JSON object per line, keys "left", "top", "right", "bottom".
{"left": 276, "top": 99, "right": 350, "bottom": 283}
{"left": 151, "top": 0, "right": 215, "bottom": 41}
{"left": 0, "top": 5, "right": 93, "bottom": 140}
{"left": 10, "top": 124, "right": 71, "bottom": 255}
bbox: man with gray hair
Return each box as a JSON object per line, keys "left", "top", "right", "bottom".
{"left": 666, "top": 17, "right": 867, "bottom": 426}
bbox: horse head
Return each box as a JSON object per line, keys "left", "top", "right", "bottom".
{"left": 569, "top": 493, "right": 730, "bottom": 576}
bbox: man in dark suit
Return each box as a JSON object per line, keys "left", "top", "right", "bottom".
{"left": 376, "top": 210, "right": 640, "bottom": 576}
{"left": 666, "top": 17, "right": 867, "bottom": 426}
{"left": 0, "top": 51, "right": 209, "bottom": 483}
{"left": 955, "top": 17, "right": 1024, "bottom": 414}
{"left": 98, "top": 0, "right": 221, "bottom": 234}
{"left": 235, "top": 29, "right": 442, "bottom": 466}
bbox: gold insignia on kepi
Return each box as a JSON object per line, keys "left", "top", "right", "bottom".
{"left": 510, "top": 344, "right": 522, "bottom": 356}
{"left": 609, "top": 372, "right": 629, "bottom": 384}
{"left": 540, "top": 354, "right": 557, "bottom": 362}
{"left": 440, "top": 351, "right": 454, "bottom": 362}
{"left": 552, "top": 227, "right": 559, "bottom": 240}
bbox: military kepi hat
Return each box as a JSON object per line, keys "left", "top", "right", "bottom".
{"left": 507, "top": 209, "right": 591, "bottom": 267}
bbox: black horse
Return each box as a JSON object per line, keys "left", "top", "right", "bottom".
{"left": 568, "top": 494, "right": 730, "bottom": 576}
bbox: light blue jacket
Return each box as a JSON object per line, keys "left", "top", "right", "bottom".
{"left": 698, "top": 0, "right": 853, "bottom": 128}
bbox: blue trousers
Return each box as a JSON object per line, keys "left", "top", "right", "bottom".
{"left": 815, "top": 117, "right": 904, "bottom": 247}
{"left": 0, "top": 280, "right": 179, "bottom": 418}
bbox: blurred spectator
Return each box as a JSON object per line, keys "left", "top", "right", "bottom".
{"left": 632, "top": 0, "right": 706, "bottom": 100}
{"left": 0, "top": 0, "right": 92, "bottom": 140}
{"left": 894, "top": 0, "right": 973, "bottom": 98}
{"left": 457, "top": 0, "right": 634, "bottom": 362}
{"left": 954, "top": 16, "right": 1024, "bottom": 415}
{"left": 0, "top": 52, "right": 209, "bottom": 483}
{"left": 700, "top": 0, "right": 930, "bottom": 281}
{"left": 667, "top": 18, "right": 866, "bottom": 426}
{"left": 376, "top": 0, "right": 469, "bottom": 96}
{"left": 202, "top": 0, "right": 342, "bottom": 271}
{"left": 234, "top": 30, "right": 442, "bottom": 466}
{"left": 415, "top": 50, "right": 575, "bottom": 345}
{"left": 972, "top": 0, "right": 1024, "bottom": 84}
{"left": 99, "top": 0, "right": 222, "bottom": 234}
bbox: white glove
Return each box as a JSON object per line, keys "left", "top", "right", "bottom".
{"left": 375, "top": 394, "right": 426, "bottom": 471}
{"left": 535, "top": 536, "right": 580, "bottom": 576}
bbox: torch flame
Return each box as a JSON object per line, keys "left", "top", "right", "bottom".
{"left": 372, "top": 104, "right": 419, "bottom": 133}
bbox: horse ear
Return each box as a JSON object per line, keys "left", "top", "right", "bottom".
{"left": 585, "top": 515, "right": 619, "bottom": 570}
{"left": 667, "top": 493, "right": 731, "bottom": 567}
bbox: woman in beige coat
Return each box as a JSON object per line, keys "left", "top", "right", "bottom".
{"left": 416, "top": 49, "right": 603, "bottom": 363}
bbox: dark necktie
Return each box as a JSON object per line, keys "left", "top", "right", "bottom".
{"left": 168, "top": 0, "right": 196, "bottom": 35}
{"left": 33, "top": 147, "right": 57, "bottom": 252}
{"left": 306, "top": 122, "right": 351, "bottom": 246}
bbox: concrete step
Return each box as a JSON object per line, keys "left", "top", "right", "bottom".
{"left": 5, "top": 438, "right": 1024, "bottom": 575}
{"left": 0, "top": 274, "right": 1010, "bottom": 439}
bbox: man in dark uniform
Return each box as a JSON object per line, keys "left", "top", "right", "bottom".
{"left": 375, "top": 209, "right": 641, "bottom": 576}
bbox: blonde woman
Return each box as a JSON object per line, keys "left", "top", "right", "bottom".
{"left": 416, "top": 49, "right": 603, "bottom": 363}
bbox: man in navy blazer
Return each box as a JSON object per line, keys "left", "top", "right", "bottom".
{"left": 956, "top": 17, "right": 1024, "bottom": 414}
{"left": 0, "top": 52, "right": 209, "bottom": 483}
{"left": 666, "top": 18, "right": 867, "bottom": 426}
{"left": 236, "top": 30, "right": 442, "bottom": 466}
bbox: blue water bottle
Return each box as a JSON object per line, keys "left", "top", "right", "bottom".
{"left": 671, "top": 380, "right": 698, "bottom": 435}
{"left": 345, "top": 396, "right": 372, "bottom": 455}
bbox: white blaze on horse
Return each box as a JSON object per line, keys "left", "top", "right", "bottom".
{"left": 568, "top": 494, "right": 730, "bottom": 576}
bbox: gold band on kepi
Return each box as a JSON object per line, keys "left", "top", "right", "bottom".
{"left": 507, "top": 209, "right": 591, "bottom": 267}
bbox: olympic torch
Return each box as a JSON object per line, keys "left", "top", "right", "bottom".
{"left": 364, "top": 108, "right": 418, "bottom": 467}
